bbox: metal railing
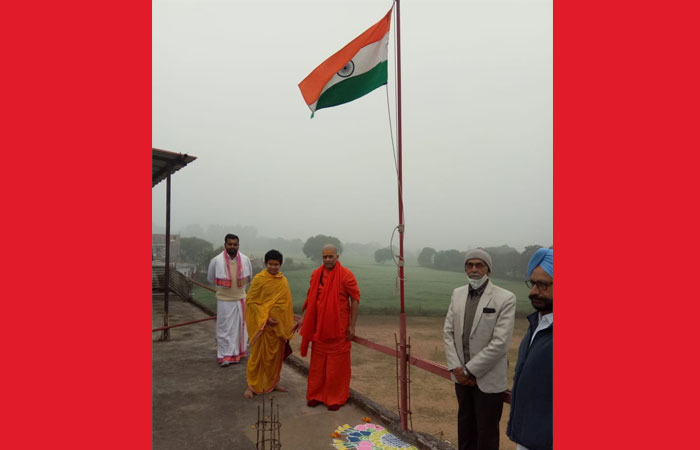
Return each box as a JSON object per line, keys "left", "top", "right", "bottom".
{"left": 152, "top": 275, "right": 511, "bottom": 405}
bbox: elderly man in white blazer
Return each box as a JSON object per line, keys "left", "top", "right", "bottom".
{"left": 444, "top": 248, "right": 516, "bottom": 450}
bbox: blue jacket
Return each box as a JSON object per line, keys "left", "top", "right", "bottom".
{"left": 507, "top": 311, "right": 552, "bottom": 450}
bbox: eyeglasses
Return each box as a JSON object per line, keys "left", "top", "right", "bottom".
{"left": 525, "top": 280, "right": 553, "bottom": 290}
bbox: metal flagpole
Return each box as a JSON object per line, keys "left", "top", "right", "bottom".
{"left": 395, "top": 0, "right": 408, "bottom": 431}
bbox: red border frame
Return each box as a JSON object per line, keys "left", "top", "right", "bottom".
{"left": 2, "top": 1, "right": 151, "bottom": 448}
{"left": 556, "top": 1, "right": 699, "bottom": 449}
{"left": 4, "top": 0, "right": 700, "bottom": 448}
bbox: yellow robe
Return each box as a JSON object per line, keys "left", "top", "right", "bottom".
{"left": 244, "top": 269, "right": 294, "bottom": 394}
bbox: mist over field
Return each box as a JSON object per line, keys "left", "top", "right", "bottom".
{"left": 155, "top": 224, "right": 545, "bottom": 318}
{"left": 153, "top": 0, "right": 552, "bottom": 255}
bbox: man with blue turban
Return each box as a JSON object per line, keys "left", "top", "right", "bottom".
{"left": 507, "top": 248, "right": 553, "bottom": 450}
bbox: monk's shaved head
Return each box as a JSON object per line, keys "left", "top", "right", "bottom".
{"left": 322, "top": 245, "right": 339, "bottom": 269}
{"left": 322, "top": 244, "right": 338, "bottom": 254}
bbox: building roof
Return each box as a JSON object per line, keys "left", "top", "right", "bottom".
{"left": 152, "top": 147, "right": 197, "bottom": 187}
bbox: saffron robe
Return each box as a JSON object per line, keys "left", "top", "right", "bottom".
{"left": 300, "top": 262, "right": 360, "bottom": 406}
{"left": 244, "top": 269, "right": 294, "bottom": 394}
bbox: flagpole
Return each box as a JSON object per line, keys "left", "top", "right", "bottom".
{"left": 395, "top": 0, "right": 409, "bottom": 431}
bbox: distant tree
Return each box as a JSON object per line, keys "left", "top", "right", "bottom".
{"left": 302, "top": 235, "right": 343, "bottom": 263}
{"left": 281, "top": 257, "right": 300, "bottom": 271}
{"left": 180, "top": 237, "right": 214, "bottom": 267}
{"left": 483, "top": 245, "right": 521, "bottom": 279}
{"left": 374, "top": 247, "right": 394, "bottom": 264}
{"left": 418, "top": 247, "right": 437, "bottom": 267}
{"left": 521, "top": 245, "right": 543, "bottom": 259}
{"left": 193, "top": 245, "right": 224, "bottom": 282}
{"left": 433, "top": 249, "right": 465, "bottom": 272}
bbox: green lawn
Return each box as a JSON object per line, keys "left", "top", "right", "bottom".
{"left": 191, "top": 255, "right": 534, "bottom": 318}
{"left": 191, "top": 285, "right": 218, "bottom": 312}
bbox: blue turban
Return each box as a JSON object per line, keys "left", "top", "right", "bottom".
{"left": 527, "top": 248, "right": 553, "bottom": 278}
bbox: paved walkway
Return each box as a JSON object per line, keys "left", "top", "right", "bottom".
{"left": 152, "top": 296, "right": 407, "bottom": 450}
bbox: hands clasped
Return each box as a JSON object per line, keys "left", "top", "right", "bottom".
{"left": 453, "top": 367, "right": 477, "bottom": 386}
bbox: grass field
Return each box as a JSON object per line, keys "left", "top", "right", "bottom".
{"left": 191, "top": 255, "right": 534, "bottom": 318}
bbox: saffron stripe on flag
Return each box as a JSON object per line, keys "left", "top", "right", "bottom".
{"left": 299, "top": 7, "right": 393, "bottom": 109}
{"left": 314, "top": 31, "right": 390, "bottom": 100}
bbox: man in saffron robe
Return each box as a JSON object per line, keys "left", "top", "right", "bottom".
{"left": 207, "top": 233, "right": 253, "bottom": 367}
{"left": 243, "top": 249, "right": 295, "bottom": 399}
{"left": 296, "top": 244, "right": 360, "bottom": 411}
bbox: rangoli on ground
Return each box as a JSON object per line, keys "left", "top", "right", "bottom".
{"left": 330, "top": 423, "right": 418, "bottom": 450}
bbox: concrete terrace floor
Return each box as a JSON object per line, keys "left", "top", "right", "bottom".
{"left": 152, "top": 296, "right": 423, "bottom": 450}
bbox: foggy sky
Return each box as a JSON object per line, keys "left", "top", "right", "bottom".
{"left": 152, "top": 0, "right": 552, "bottom": 252}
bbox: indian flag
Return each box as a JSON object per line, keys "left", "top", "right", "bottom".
{"left": 299, "top": 7, "right": 393, "bottom": 117}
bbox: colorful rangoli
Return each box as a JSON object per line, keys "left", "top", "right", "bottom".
{"left": 330, "top": 423, "right": 418, "bottom": 450}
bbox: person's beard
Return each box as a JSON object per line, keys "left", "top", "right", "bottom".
{"left": 227, "top": 249, "right": 238, "bottom": 258}
{"left": 528, "top": 293, "right": 553, "bottom": 313}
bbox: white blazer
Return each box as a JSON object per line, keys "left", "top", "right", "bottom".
{"left": 443, "top": 281, "right": 516, "bottom": 393}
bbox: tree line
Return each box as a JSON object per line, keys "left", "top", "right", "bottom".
{"left": 179, "top": 236, "right": 304, "bottom": 281}
{"left": 177, "top": 233, "right": 549, "bottom": 281}
{"left": 417, "top": 244, "right": 550, "bottom": 280}
{"left": 179, "top": 234, "right": 350, "bottom": 274}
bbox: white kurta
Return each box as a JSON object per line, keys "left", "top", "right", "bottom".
{"left": 209, "top": 256, "right": 249, "bottom": 363}
{"left": 216, "top": 298, "right": 247, "bottom": 362}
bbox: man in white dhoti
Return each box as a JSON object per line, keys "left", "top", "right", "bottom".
{"left": 207, "top": 233, "right": 253, "bottom": 367}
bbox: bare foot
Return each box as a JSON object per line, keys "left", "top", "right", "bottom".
{"left": 273, "top": 384, "right": 288, "bottom": 392}
{"left": 243, "top": 388, "right": 254, "bottom": 399}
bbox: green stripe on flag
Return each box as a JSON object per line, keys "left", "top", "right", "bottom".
{"left": 315, "top": 61, "right": 388, "bottom": 112}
